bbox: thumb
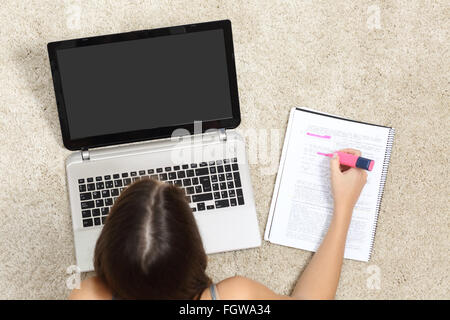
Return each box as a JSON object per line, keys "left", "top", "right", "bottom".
{"left": 330, "top": 152, "right": 341, "bottom": 176}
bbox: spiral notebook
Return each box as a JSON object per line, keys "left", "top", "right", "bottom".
{"left": 264, "top": 107, "right": 395, "bottom": 261}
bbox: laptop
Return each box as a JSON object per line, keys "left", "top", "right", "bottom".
{"left": 47, "top": 20, "right": 261, "bottom": 272}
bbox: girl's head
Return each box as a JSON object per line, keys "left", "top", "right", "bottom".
{"left": 94, "top": 179, "right": 211, "bottom": 299}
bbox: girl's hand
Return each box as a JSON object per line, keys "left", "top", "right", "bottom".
{"left": 330, "top": 149, "right": 367, "bottom": 219}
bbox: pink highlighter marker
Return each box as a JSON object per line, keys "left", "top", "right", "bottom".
{"left": 317, "top": 151, "right": 375, "bottom": 171}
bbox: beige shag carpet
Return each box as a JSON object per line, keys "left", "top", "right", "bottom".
{"left": 0, "top": 0, "right": 448, "bottom": 299}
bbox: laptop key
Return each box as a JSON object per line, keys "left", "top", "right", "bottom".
{"left": 113, "top": 174, "right": 120, "bottom": 179}
{"left": 83, "top": 219, "right": 93, "bottom": 227}
{"left": 105, "top": 181, "right": 113, "bottom": 188}
{"left": 230, "top": 198, "right": 237, "bottom": 206}
{"left": 221, "top": 191, "right": 228, "bottom": 198}
{"left": 139, "top": 170, "right": 146, "bottom": 175}
{"left": 195, "top": 168, "right": 209, "bottom": 176}
{"left": 197, "top": 202, "right": 205, "bottom": 211}
{"left": 229, "top": 189, "right": 236, "bottom": 197}
{"left": 237, "top": 196, "right": 245, "bottom": 205}
{"left": 234, "top": 172, "right": 241, "bottom": 188}
{"left": 79, "top": 184, "right": 86, "bottom": 192}
{"left": 183, "top": 178, "right": 191, "bottom": 186}
{"left": 105, "top": 198, "right": 113, "bottom": 206}
{"left": 232, "top": 163, "right": 239, "bottom": 171}
{"left": 92, "top": 191, "right": 101, "bottom": 199}
{"left": 218, "top": 174, "right": 225, "bottom": 181}
{"left": 199, "top": 176, "right": 211, "bottom": 192}
{"left": 92, "top": 209, "right": 100, "bottom": 217}
{"left": 212, "top": 183, "right": 219, "bottom": 191}
{"left": 213, "top": 192, "right": 220, "bottom": 199}
{"left": 82, "top": 210, "right": 91, "bottom": 218}
{"left": 80, "top": 192, "right": 92, "bottom": 201}
{"left": 174, "top": 165, "right": 180, "bottom": 171}
{"left": 87, "top": 183, "right": 96, "bottom": 191}
{"left": 101, "top": 190, "right": 110, "bottom": 198}
{"left": 195, "top": 185, "right": 202, "bottom": 193}
{"left": 95, "top": 199, "right": 104, "bottom": 207}
{"left": 199, "top": 162, "right": 207, "bottom": 167}
{"left": 81, "top": 201, "right": 95, "bottom": 209}
{"left": 211, "top": 175, "right": 218, "bottom": 183}
{"left": 182, "top": 164, "right": 189, "bottom": 169}
{"left": 236, "top": 188, "right": 243, "bottom": 197}
{"left": 219, "top": 182, "right": 226, "bottom": 190}
{"left": 96, "top": 182, "right": 105, "bottom": 190}
{"left": 224, "top": 165, "right": 231, "bottom": 172}
{"left": 215, "top": 199, "right": 229, "bottom": 208}
{"left": 186, "top": 169, "right": 194, "bottom": 177}
{"left": 190, "top": 163, "right": 197, "bottom": 168}
{"left": 121, "top": 173, "right": 128, "bottom": 178}
{"left": 147, "top": 169, "right": 154, "bottom": 174}
{"left": 101, "top": 207, "right": 109, "bottom": 215}
{"left": 217, "top": 166, "right": 224, "bottom": 173}
{"left": 130, "top": 171, "right": 137, "bottom": 177}
{"left": 101, "top": 216, "right": 106, "bottom": 224}
{"left": 168, "top": 172, "right": 177, "bottom": 180}
{"left": 156, "top": 168, "right": 163, "bottom": 173}
{"left": 192, "top": 193, "right": 213, "bottom": 202}
{"left": 226, "top": 173, "right": 233, "bottom": 180}
{"left": 104, "top": 175, "right": 111, "bottom": 180}
{"left": 186, "top": 187, "right": 195, "bottom": 195}
{"left": 78, "top": 179, "right": 85, "bottom": 184}
{"left": 209, "top": 167, "right": 216, "bottom": 174}
{"left": 96, "top": 176, "right": 102, "bottom": 181}
{"left": 87, "top": 177, "right": 94, "bottom": 183}
{"left": 207, "top": 205, "right": 215, "bottom": 210}
{"left": 123, "top": 178, "right": 132, "bottom": 186}
{"left": 177, "top": 171, "right": 186, "bottom": 179}
{"left": 208, "top": 161, "right": 215, "bottom": 166}
{"left": 165, "top": 167, "right": 171, "bottom": 172}
{"left": 94, "top": 217, "right": 101, "bottom": 226}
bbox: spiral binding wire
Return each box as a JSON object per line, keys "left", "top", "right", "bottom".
{"left": 368, "top": 128, "right": 395, "bottom": 261}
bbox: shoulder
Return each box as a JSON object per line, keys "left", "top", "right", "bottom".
{"left": 68, "top": 276, "right": 113, "bottom": 300}
{"left": 216, "top": 276, "right": 291, "bottom": 300}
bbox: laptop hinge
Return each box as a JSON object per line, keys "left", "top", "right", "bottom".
{"left": 219, "top": 128, "right": 227, "bottom": 142}
{"left": 81, "top": 148, "right": 90, "bottom": 161}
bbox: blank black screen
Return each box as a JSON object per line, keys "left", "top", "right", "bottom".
{"left": 56, "top": 29, "right": 233, "bottom": 140}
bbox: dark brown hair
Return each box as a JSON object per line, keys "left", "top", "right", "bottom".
{"left": 94, "top": 179, "right": 211, "bottom": 299}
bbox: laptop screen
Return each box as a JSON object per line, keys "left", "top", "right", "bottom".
{"left": 49, "top": 21, "right": 240, "bottom": 149}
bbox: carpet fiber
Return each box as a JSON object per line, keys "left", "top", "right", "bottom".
{"left": 0, "top": 0, "right": 448, "bottom": 299}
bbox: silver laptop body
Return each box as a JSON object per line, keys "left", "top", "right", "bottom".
{"left": 48, "top": 20, "right": 261, "bottom": 272}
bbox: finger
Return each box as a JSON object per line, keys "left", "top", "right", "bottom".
{"left": 330, "top": 152, "right": 342, "bottom": 175}
{"left": 337, "top": 148, "right": 362, "bottom": 157}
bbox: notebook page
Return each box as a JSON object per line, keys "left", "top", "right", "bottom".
{"left": 267, "top": 109, "right": 390, "bottom": 261}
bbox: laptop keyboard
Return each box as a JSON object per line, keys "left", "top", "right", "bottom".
{"left": 77, "top": 158, "right": 245, "bottom": 228}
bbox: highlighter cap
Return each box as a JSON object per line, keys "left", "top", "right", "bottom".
{"left": 356, "top": 156, "right": 374, "bottom": 171}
